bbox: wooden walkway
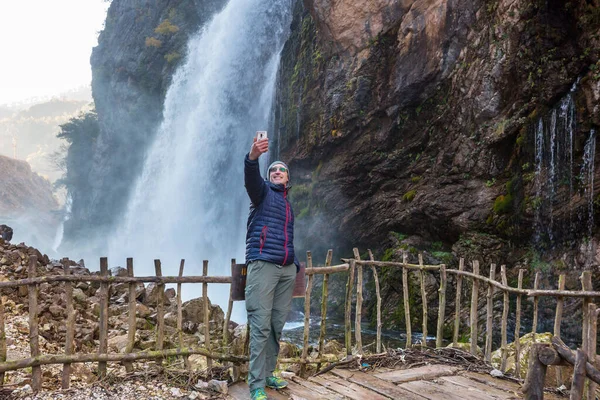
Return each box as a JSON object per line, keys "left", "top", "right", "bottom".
{"left": 227, "top": 364, "right": 565, "bottom": 400}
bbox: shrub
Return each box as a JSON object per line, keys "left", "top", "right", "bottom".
{"left": 165, "top": 52, "right": 181, "bottom": 63}
{"left": 145, "top": 37, "right": 162, "bottom": 47}
{"left": 403, "top": 190, "right": 417, "bottom": 202}
{"left": 155, "top": 19, "right": 179, "bottom": 35}
{"left": 493, "top": 194, "right": 513, "bottom": 214}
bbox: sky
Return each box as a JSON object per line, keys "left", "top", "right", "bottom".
{"left": 0, "top": 0, "right": 109, "bottom": 105}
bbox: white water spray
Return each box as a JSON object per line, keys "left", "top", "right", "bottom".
{"left": 108, "top": 0, "right": 293, "bottom": 318}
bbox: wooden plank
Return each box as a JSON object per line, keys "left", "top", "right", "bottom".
{"left": 227, "top": 382, "right": 288, "bottom": 400}
{"left": 285, "top": 378, "right": 342, "bottom": 400}
{"left": 439, "top": 375, "right": 517, "bottom": 399}
{"left": 374, "top": 364, "right": 460, "bottom": 383}
{"left": 399, "top": 379, "right": 498, "bottom": 400}
{"left": 310, "top": 374, "right": 389, "bottom": 400}
{"left": 461, "top": 371, "right": 565, "bottom": 400}
{"left": 331, "top": 368, "right": 427, "bottom": 399}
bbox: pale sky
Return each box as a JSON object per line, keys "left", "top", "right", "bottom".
{"left": 0, "top": 0, "right": 109, "bottom": 105}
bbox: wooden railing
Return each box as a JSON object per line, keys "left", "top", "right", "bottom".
{"left": 2, "top": 249, "right": 600, "bottom": 399}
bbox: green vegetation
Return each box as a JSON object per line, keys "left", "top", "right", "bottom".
{"left": 403, "top": 190, "right": 417, "bottom": 202}
{"left": 493, "top": 194, "right": 513, "bottom": 214}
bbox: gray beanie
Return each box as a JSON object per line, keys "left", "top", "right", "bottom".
{"left": 268, "top": 161, "right": 290, "bottom": 179}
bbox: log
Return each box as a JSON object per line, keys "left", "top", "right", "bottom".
{"left": 344, "top": 259, "right": 355, "bottom": 357}
{"left": 418, "top": 254, "right": 428, "bottom": 347}
{"left": 0, "top": 295, "right": 5, "bottom": 386}
{"left": 344, "top": 259, "right": 440, "bottom": 271}
{"left": 223, "top": 259, "right": 235, "bottom": 348}
{"left": 317, "top": 249, "right": 333, "bottom": 371}
{"left": 571, "top": 349, "right": 586, "bottom": 400}
{"left": 154, "top": 260, "right": 164, "bottom": 367}
{"left": 0, "top": 275, "right": 233, "bottom": 287}
{"left": 586, "top": 303, "right": 597, "bottom": 400}
{"left": 62, "top": 264, "right": 75, "bottom": 388}
{"left": 28, "top": 256, "right": 42, "bottom": 391}
{"left": 178, "top": 259, "right": 190, "bottom": 369}
{"left": 515, "top": 269, "right": 524, "bottom": 378}
{"left": 0, "top": 347, "right": 248, "bottom": 373}
{"left": 305, "top": 264, "right": 349, "bottom": 275}
{"left": 353, "top": 248, "right": 363, "bottom": 355}
{"left": 203, "top": 260, "right": 212, "bottom": 370}
{"left": 402, "top": 253, "right": 412, "bottom": 348}
{"left": 453, "top": 258, "right": 464, "bottom": 346}
{"left": 500, "top": 265, "right": 509, "bottom": 372}
{"left": 538, "top": 346, "right": 564, "bottom": 366}
{"left": 469, "top": 260, "right": 480, "bottom": 356}
{"left": 368, "top": 249, "right": 382, "bottom": 353}
{"left": 98, "top": 257, "right": 109, "bottom": 379}
{"left": 554, "top": 274, "right": 566, "bottom": 387}
{"left": 532, "top": 272, "right": 540, "bottom": 343}
{"left": 124, "top": 258, "right": 136, "bottom": 373}
{"left": 552, "top": 336, "right": 600, "bottom": 386}
{"left": 436, "top": 264, "right": 446, "bottom": 349}
{"left": 485, "top": 264, "right": 496, "bottom": 362}
{"left": 522, "top": 343, "right": 548, "bottom": 400}
{"left": 301, "top": 251, "right": 314, "bottom": 377}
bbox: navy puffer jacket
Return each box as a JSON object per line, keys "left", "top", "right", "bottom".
{"left": 244, "top": 154, "right": 298, "bottom": 269}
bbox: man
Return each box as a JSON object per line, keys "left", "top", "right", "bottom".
{"left": 244, "top": 134, "right": 298, "bottom": 400}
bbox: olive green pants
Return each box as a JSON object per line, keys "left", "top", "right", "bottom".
{"left": 245, "top": 260, "right": 296, "bottom": 391}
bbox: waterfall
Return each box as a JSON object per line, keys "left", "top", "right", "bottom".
{"left": 579, "top": 129, "right": 596, "bottom": 239}
{"left": 107, "top": 0, "right": 293, "bottom": 316}
{"left": 532, "top": 85, "right": 577, "bottom": 248}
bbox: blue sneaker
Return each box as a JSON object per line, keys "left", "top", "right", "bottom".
{"left": 250, "top": 388, "right": 268, "bottom": 400}
{"left": 266, "top": 375, "right": 288, "bottom": 389}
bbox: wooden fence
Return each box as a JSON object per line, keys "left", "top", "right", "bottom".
{"left": 1, "top": 249, "right": 600, "bottom": 399}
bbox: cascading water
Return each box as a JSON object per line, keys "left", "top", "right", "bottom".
{"left": 579, "top": 129, "right": 596, "bottom": 239}
{"left": 107, "top": 0, "right": 293, "bottom": 319}
{"left": 532, "top": 85, "right": 577, "bottom": 248}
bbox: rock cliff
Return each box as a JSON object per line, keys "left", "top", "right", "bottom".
{"left": 274, "top": 0, "right": 600, "bottom": 265}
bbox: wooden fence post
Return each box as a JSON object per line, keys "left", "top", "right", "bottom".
{"left": 178, "top": 259, "right": 190, "bottom": 370}
{"left": 223, "top": 259, "right": 235, "bottom": 348}
{"left": 402, "top": 253, "right": 412, "bottom": 348}
{"left": 98, "top": 257, "right": 109, "bottom": 379}
{"left": 522, "top": 343, "right": 548, "bottom": 400}
{"left": 554, "top": 273, "right": 566, "bottom": 387}
{"left": 500, "top": 265, "right": 509, "bottom": 372}
{"left": 418, "top": 254, "right": 428, "bottom": 347}
{"left": 353, "top": 248, "right": 363, "bottom": 355}
{"left": 345, "top": 259, "right": 355, "bottom": 358}
{"left": 436, "top": 264, "right": 446, "bottom": 348}
{"left": 453, "top": 258, "right": 464, "bottom": 346}
{"left": 317, "top": 249, "right": 333, "bottom": 370}
{"left": 301, "top": 251, "right": 314, "bottom": 376}
{"left": 368, "top": 249, "right": 382, "bottom": 353}
{"left": 469, "top": 260, "right": 480, "bottom": 356}
{"left": 0, "top": 294, "right": 5, "bottom": 386}
{"left": 124, "top": 258, "right": 136, "bottom": 373}
{"left": 581, "top": 271, "right": 592, "bottom": 354}
{"left": 154, "top": 259, "right": 164, "bottom": 368}
{"left": 532, "top": 272, "right": 540, "bottom": 343}
{"left": 203, "top": 260, "right": 212, "bottom": 370}
{"left": 586, "top": 303, "right": 598, "bottom": 400}
{"left": 485, "top": 264, "right": 496, "bottom": 363}
{"left": 572, "top": 349, "right": 587, "bottom": 400}
{"left": 62, "top": 264, "right": 75, "bottom": 388}
{"left": 515, "top": 269, "right": 525, "bottom": 378}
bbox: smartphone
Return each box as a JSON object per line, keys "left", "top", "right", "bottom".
{"left": 257, "top": 131, "right": 268, "bottom": 141}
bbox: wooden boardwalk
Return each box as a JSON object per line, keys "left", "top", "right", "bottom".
{"left": 227, "top": 364, "right": 566, "bottom": 400}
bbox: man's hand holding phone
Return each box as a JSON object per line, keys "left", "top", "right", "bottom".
{"left": 249, "top": 131, "right": 269, "bottom": 160}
